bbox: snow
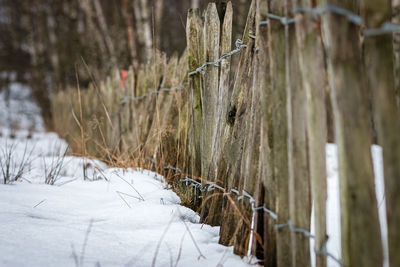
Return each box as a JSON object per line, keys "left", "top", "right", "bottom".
{"left": 0, "top": 132, "right": 252, "bottom": 267}
{"left": 0, "top": 81, "right": 44, "bottom": 133}
{"left": 372, "top": 145, "right": 389, "bottom": 267}
{"left": 0, "top": 83, "right": 389, "bottom": 267}
{"left": 310, "top": 144, "right": 389, "bottom": 267}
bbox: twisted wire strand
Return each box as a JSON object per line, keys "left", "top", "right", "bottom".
{"left": 260, "top": 4, "right": 399, "bottom": 37}
{"left": 118, "top": 84, "right": 186, "bottom": 105}
{"left": 116, "top": 5, "right": 398, "bottom": 107}
{"left": 175, "top": 173, "right": 342, "bottom": 266}
{"left": 188, "top": 39, "right": 247, "bottom": 76}
{"left": 293, "top": 4, "right": 399, "bottom": 36}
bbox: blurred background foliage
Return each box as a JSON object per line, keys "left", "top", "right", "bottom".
{"left": 0, "top": 0, "right": 251, "bottom": 127}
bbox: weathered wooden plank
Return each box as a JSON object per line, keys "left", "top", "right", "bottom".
{"left": 285, "top": 0, "right": 311, "bottom": 266}
{"left": 257, "top": 0, "right": 277, "bottom": 265}
{"left": 319, "top": 1, "right": 383, "bottom": 266}
{"left": 201, "top": 3, "right": 220, "bottom": 180}
{"left": 139, "top": 52, "right": 166, "bottom": 156}
{"left": 203, "top": 1, "right": 233, "bottom": 226}
{"left": 126, "top": 67, "right": 135, "bottom": 133}
{"left": 294, "top": 1, "right": 328, "bottom": 266}
{"left": 149, "top": 55, "right": 179, "bottom": 165}
{"left": 361, "top": 1, "right": 400, "bottom": 266}
{"left": 218, "top": 0, "right": 256, "bottom": 249}
{"left": 129, "top": 66, "right": 145, "bottom": 157}
{"left": 175, "top": 51, "right": 191, "bottom": 174}
{"left": 186, "top": 8, "right": 203, "bottom": 178}
{"left": 394, "top": 0, "right": 400, "bottom": 107}
{"left": 234, "top": 0, "right": 262, "bottom": 256}
{"left": 268, "top": 0, "right": 292, "bottom": 266}
{"left": 111, "top": 68, "right": 123, "bottom": 155}
{"left": 198, "top": 3, "right": 221, "bottom": 220}
{"left": 102, "top": 77, "right": 114, "bottom": 153}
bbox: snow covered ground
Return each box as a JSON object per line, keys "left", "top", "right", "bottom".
{"left": 0, "top": 83, "right": 389, "bottom": 267}
{"left": 0, "top": 81, "right": 44, "bottom": 133}
{"left": 0, "top": 131, "right": 253, "bottom": 267}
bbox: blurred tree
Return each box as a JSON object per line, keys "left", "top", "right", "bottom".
{"left": 0, "top": 0, "right": 250, "bottom": 128}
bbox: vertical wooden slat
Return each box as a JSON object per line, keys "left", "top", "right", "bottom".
{"left": 285, "top": 0, "right": 311, "bottom": 265}
{"left": 319, "top": 1, "right": 383, "bottom": 266}
{"left": 393, "top": 0, "right": 400, "bottom": 108}
{"left": 204, "top": 1, "right": 233, "bottom": 226}
{"left": 268, "top": 1, "right": 292, "bottom": 266}
{"left": 257, "top": 0, "right": 277, "bottom": 265}
{"left": 103, "top": 77, "right": 114, "bottom": 153}
{"left": 234, "top": 1, "right": 262, "bottom": 256}
{"left": 361, "top": 1, "right": 400, "bottom": 267}
{"left": 187, "top": 8, "right": 203, "bottom": 178}
{"left": 139, "top": 53, "right": 167, "bottom": 156}
{"left": 201, "top": 2, "right": 220, "bottom": 189}
{"left": 218, "top": 0, "right": 256, "bottom": 249}
{"left": 111, "top": 69, "right": 123, "bottom": 155}
{"left": 294, "top": 1, "right": 328, "bottom": 267}
{"left": 126, "top": 67, "right": 135, "bottom": 133}
{"left": 150, "top": 55, "right": 179, "bottom": 165}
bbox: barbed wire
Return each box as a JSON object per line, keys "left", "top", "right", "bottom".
{"left": 266, "top": 13, "right": 296, "bottom": 25}
{"left": 275, "top": 219, "right": 315, "bottom": 239}
{"left": 293, "top": 5, "right": 364, "bottom": 25}
{"left": 163, "top": 165, "right": 343, "bottom": 266}
{"left": 118, "top": 84, "right": 186, "bottom": 105}
{"left": 364, "top": 22, "right": 400, "bottom": 37}
{"left": 188, "top": 39, "right": 247, "bottom": 76}
{"left": 113, "top": 4, "right": 399, "bottom": 107}
{"left": 315, "top": 239, "right": 344, "bottom": 267}
{"left": 264, "top": 4, "right": 400, "bottom": 37}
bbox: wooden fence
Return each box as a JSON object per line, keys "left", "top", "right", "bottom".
{"left": 51, "top": 1, "right": 400, "bottom": 267}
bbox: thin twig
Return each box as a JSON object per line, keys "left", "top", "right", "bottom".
{"left": 33, "top": 199, "right": 46, "bottom": 208}
{"left": 176, "top": 208, "right": 206, "bottom": 260}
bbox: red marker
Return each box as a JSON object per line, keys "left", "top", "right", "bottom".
{"left": 121, "top": 70, "right": 128, "bottom": 88}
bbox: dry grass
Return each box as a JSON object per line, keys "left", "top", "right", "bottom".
{"left": 50, "top": 53, "right": 262, "bottom": 258}
{"left": 0, "top": 141, "right": 34, "bottom": 184}
{"left": 43, "top": 145, "right": 68, "bottom": 185}
{"left": 53, "top": 59, "right": 197, "bottom": 209}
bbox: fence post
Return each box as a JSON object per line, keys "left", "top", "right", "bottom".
{"left": 201, "top": 2, "right": 220, "bottom": 180}
{"left": 361, "top": 1, "right": 400, "bottom": 266}
{"left": 294, "top": 1, "right": 328, "bottom": 267}
{"left": 199, "top": 2, "right": 220, "bottom": 220}
{"left": 150, "top": 55, "right": 179, "bottom": 165}
{"left": 187, "top": 8, "right": 203, "bottom": 178}
{"left": 218, "top": 0, "right": 256, "bottom": 250}
{"left": 285, "top": 0, "right": 312, "bottom": 266}
{"left": 111, "top": 68, "right": 123, "bottom": 154}
{"left": 233, "top": 1, "right": 263, "bottom": 256}
{"left": 268, "top": 0, "right": 292, "bottom": 266}
{"left": 138, "top": 53, "right": 167, "bottom": 157}
{"left": 102, "top": 77, "right": 114, "bottom": 155}
{"left": 257, "top": 1, "right": 277, "bottom": 265}
{"left": 175, "top": 53, "right": 191, "bottom": 173}
{"left": 125, "top": 67, "right": 135, "bottom": 134}
{"left": 319, "top": 1, "right": 383, "bottom": 266}
{"left": 393, "top": 0, "right": 400, "bottom": 107}
{"left": 207, "top": 1, "right": 233, "bottom": 226}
